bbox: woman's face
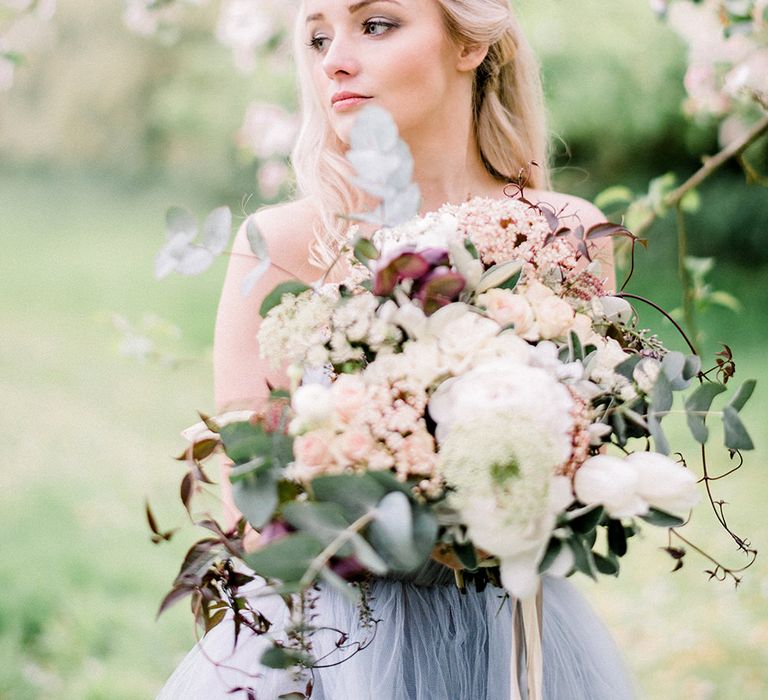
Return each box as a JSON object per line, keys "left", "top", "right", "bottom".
{"left": 301, "top": 0, "right": 466, "bottom": 144}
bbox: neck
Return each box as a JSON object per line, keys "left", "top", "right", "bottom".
{"left": 402, "top": 106, "right": 505, "bottom": 214}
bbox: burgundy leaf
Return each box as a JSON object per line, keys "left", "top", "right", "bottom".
{"left": 180, "top": 472, "right": 194, "bottom": 511}
{"left": 157, "top": 584, "right": 193, "bottom": 617}
{"left": 145, "top": 501, "right": 177, "bottom": 544}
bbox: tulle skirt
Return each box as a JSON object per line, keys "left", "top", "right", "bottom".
{"left": 157, "top": 563, "right": 638, "bottom": 699}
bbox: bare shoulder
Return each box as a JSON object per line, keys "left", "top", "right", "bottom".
{"left": 525, "top": 189, "right": 607, "bottom": 229}
{"left": 233, "top": 197, "right": 323, "bottom": 282}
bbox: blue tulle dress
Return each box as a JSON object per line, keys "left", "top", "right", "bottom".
{"left": 157, "top": 560, "right": 638, "bottom": 699}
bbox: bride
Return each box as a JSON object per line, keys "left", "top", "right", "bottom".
{"left": 159, "top": 0, "right": 637, "bottom": 697}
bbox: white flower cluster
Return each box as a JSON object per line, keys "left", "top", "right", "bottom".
{"left": 326, "top": 292, "right": 403, "bottom": 365}
{"left": 432, "top": 358, "right": 576, "bottom": 598}
{"left": 257, "top": 286, "right": 338, "bottom": 370}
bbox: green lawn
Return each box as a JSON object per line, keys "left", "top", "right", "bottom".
{"left": 1, "top": 167, "right": 765, "bottom": 699}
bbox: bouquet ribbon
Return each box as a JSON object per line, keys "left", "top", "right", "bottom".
{"left": 510, "top": 583, "right": 544, "bottom": 700}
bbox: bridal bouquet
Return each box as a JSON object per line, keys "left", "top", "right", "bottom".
{"left": 153, "top": 107, "right": 756, "bottom": 681}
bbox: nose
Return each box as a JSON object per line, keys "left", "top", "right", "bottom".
{"left": 321, "top": 35, "right": 361, "bottom": 81}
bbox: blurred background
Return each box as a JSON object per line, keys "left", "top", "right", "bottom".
{"left": 1, "top": 0, "right": 766, "bottom": 698}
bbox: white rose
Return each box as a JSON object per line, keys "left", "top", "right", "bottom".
{"left": 574, "top": 455, "right": 648, "bottom": 518}
{"left": 626, "top": 452, "right": 700, "bottom": 516}
{"left": 522, "top": 278, "right": 554, "bottom": 305}
{"left": 291, "top": 382, "right": 333, "bottom": 430}
{"left": 534, "top": 295, "right": 576, "bottom": 340}
{"left": 433, "top": 308, "right": 501, "bottom": 371}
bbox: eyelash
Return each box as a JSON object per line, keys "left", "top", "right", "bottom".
{"left": 307, "top": 18, "right": 399, "bottom": 53}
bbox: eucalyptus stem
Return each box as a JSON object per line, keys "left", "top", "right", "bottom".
{"left": 299, "top": 510, "right": 377, "bottom": 589}
{"left": 675, "top": 205, "right": 699, "bottom": 352}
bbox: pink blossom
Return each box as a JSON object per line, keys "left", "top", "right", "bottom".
{"left": 336, "top": 428, "right": 375, "bottom": 463}
{"left": 331, "top": 374, "right": 368, "bottom": 424}
{"left": 293, "top": 430, "right": 334, "bottom": 469}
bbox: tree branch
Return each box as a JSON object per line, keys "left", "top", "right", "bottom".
{"left": 635, "top": 111, "right": 768, "bottom": 236}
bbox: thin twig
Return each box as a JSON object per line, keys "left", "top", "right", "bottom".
{"left": 634, "top": 111, "right": 768, "bottom": 237}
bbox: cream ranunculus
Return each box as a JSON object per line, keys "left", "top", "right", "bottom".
{"left": 573, "top": 455, "right": 648, "bottom": 518}
{"left": 626, "top": 452, "right": 700, "bottom": 516}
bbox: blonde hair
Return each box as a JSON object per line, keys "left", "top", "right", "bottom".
{"left": 291, "top": 0, "right": 550, "bottom": 269}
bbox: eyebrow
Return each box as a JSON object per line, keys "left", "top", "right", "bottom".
{"left": 305, "top": 0, "right": 402, "bottom": 23}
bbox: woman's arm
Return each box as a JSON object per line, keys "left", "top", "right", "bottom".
{"left": 213, "top": 199, "right": 321, "bottom": 527}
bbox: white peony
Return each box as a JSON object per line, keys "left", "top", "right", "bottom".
{"left": 626, "top": 452, "right": 700, "bottom": 517}
{"left": 573, "top": 455, "right": 648, "bottom": 518}
{"left": 429, "top": 359, "right": 573, "bottom": 454}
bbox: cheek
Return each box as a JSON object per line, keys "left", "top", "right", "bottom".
{"left": 374, "top": 33, "right": 453, "bottom": 120}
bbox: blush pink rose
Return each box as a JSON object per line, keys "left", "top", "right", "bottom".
{"left": 534, "top": 295, "right": 575, "bottom": 340}
{"left": 331, "top": 374, "right": 368, "bottom": 424}
{"left": 293, "top": 429, "right": 334, "bottom": 469}
{"left": 478, "top": 288, "right": 535, "bottom": 335}
{"left": 336, "top": 428, "right": 375, "bottom": 463}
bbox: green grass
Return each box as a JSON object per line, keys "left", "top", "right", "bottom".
{"left": 1, "top": 167, "right": 766, "bottom": 698}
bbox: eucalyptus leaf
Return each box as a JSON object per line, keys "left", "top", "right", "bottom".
{"left": 246, "top": 218, "right": 269, "bottom": 258}
{"left": 728, "top": 379, "right": 756, "bottom": 413}
{"left": 639, "top": 508, "right": 685, "bottom": 528}
{"left": 684, "top": 382, "right": 727, "bottom": 444}
{"left": 722, "top": 406, "right": 754, "bottom": 451}
{"left": 282, "top": 502, "right": 350, "bottom": 543}
{"left": 232, "top": 468, "right": 278, "bottom": 530}
{"left": 650, "top": 371, "right": 673, "bottom": 415}
{"left": 165, "top": 206, "right": 197, "bottom": 240}
{"left": 474, "top": 259, "right": 523, "bottom": 295}
{"left": 614, "top": 354, "right": 642, "bottom": 381}
{"left": 661, "top": 351, "right": 685, "bottom": 383}
{"left": 310, "top": 474, "right": 386, "bottom": 521}
{"left": 319, "top": 567, "right": 359, "bottom": 603}
{"left": 244, "top": 532, "right": 325, "bottom": 584}
{"left": 368, "top": 491, "right": 421, "bottom": 571}
{"left": 201, "top": 206, "right": 232, "bottom": 256}
{"left": 241, "top": 257, "right": 272, "bottom": 297}
{"left": 219, "top": 421, "right": 271, "bottom": 465}
{"left": 647, "top": 411, "right": 670, "bottom": 455}
{"left": 348, "top": 533, "right": 389, "bottom": 575}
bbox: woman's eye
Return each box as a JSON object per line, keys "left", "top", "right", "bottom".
{"left": 363, "top": 19, "right": 397, "bottom": 36}
{"left": 307, "top": 34, "right": 331, "bottom": 52}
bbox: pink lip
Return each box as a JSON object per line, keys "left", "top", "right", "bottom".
{"left": 331, "top": 91, "right": 372, "bottom": 111}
